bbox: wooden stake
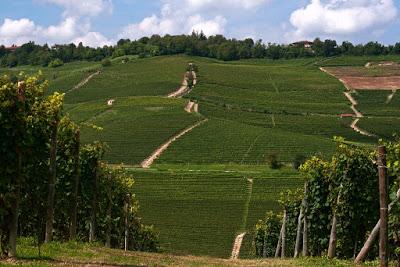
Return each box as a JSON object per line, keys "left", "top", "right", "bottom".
{"left": 45, "top": 119, "right": 59, "bottom": 243}
{"left": 281, "top": 209, "right": 287, "bottom": 259}
{"left": 302, "top": 182, "right": 309, "bottom": 257}
{"left": 328, "top": 184, "right": 343, "bottom": 259}
{"left": 69, "top": 129, "right": 80, "bottom": 240}
{"left": 355, "top": 189, "right": 400, "bottom": 264}
{"left": 378, "top": 146, "right": 388, "bottom": 267}
{"left": 295, "top": 182, "right": 307, "bottom": 258}
{"left": 275, "top": 224, "right": 282, "bottom": 258}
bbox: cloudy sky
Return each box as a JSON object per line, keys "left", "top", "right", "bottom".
{"left": 0, "top": 0, "right": 399, "bottom": 47}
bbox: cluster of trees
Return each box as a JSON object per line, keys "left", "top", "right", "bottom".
{"left": 254, "top": 138, "right": 400, "bottom": 264}
{"left": 2, "top": 33, "right": 400, "bottom": 67}
{"left": 0, "top": 73, "right": 158, "bottom": 258}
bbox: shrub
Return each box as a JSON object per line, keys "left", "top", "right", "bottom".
{"left": 293, "top": 154, "right": 307, "bottom": 170}
{"left": 254, "top": 211, "right": 281, "bottom": 257}
{"left": 48, "top": 59, "right": 64, "bottom": 68}
{"left": 101, "top": 58, "right": 112, "bottom": 67}
{"left": 267, "top": 153, "right": 281, "bottom": 169}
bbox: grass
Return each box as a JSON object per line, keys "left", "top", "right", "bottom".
{"left": 129, "top": 167, "right": 302, "bottom": 258}
{"left": 0, "top": 238, "right": 381, "bottom": 266}
{"left": 68, "top": 96, "right": 202, "bottom": 165}
{"left": 0, "top": 61, "right": 101, "bottom": 95}
{"left": 65, "top": 56, "right": 191, "bottom": 104}
{"left": 190, "top": 59, "right": 350, "bottom": 115}
{"left": 317, "top": 55, "right": 400, "bottom": 67}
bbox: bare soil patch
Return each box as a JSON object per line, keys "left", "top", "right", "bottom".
{"left": 339, "top": 76, "right": 400, "bottom": 90}
{"left": 322, "top": 66, "right": 400, "bottom": 90}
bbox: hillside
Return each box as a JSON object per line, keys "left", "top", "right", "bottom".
{"left": 0, "top": 239, "right": 377, "bottom": 267}
{"left": 1, "top": 54, "right": 399, "bottom": 259}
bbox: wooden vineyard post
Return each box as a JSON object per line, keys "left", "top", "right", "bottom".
{"left": 281, "top": 209, "right": 287, "bottom": 258}
{"left": 378, "top": 146, "right": 388, "bottom": 267}
{"left": 355, "top": 188, "right": 400, "bottom": 264}
{"left": 302, "top": 182, "right": 309, "bottom": 257}
{"left": 69, "top": 129, "right": 80, "bottom": 240}
{"left": 294, "top": 182, "right": 307, "bottom": 258}
{"left": 275, "top": 224, "right": 283, "bottom": 258}
{"left": 328, "top": 184, "right": 342, "bottom": 259}
{"left": 45, "top": 118, "right": 59, "bottom": 243}
{"left": 124, "top": 194, "right": 130, "bottom": 251}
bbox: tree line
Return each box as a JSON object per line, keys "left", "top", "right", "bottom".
{"left": 254, "top": 138, "right": 400, "bottom": 264}
{"left": 0, "top": 73, "right": 158, "bottom": 258}
{"left": 2, "top": 33, "right": 400, "bottom": 67}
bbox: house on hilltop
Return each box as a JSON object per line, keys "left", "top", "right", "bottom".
{"left": 291, "top": 41, "right": 313, "bottom": 49}
{"left": 5, "top": 44, "right": 20, "bottom": 52}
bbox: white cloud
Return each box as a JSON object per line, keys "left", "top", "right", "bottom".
{"left": 118, "top": 0, "right": 255, "bottom": 40}
{"left": 0, "top": 0, "right": 113, "bottom": 47}
{"left": 288, "top": 0, "right": 398, "bottom": 40}
{"left": 42, "top": 0, "right": 113, "bottom": 17}
{"left": 184, "top": 0, "right": 270, "bottom": 11}
{"left": 73, "top": 32, "right": 114, "bottom": 47}
{"left": 188, "top": 15, "right": 227, "bottom": 36}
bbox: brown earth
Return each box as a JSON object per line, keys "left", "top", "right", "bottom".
{"left": 339, "top": 76, "right": 400, "bottom": 90}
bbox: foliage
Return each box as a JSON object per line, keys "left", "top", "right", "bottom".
{"left": 300, "top": 157, "right": 331, "bottom": 256}
{"left": 3, "top": 36, "right": 400, "bottom": 68}
{"left": 48, "top": 59, "right": 64, "bottom": 68}
{"left": 0, "top": 74, "right": 158, "bottom": 258}
{"left": 278, "top": 189, "right": 303, "bottom": 257}
{"left": 266, "top": 154, "right": 282, "bottom": 169}
{"left": 254, "top": 211, "right": 281, "bottom": 257}
{"left": 255, "top": 138, "right": 400, "bottom": 261}
{"left": 101, "top": 59, "right": 111, "bottom": 67}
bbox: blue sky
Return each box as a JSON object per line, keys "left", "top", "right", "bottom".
{"left": 0, "top": 0, "right": 400, "bottom": 47}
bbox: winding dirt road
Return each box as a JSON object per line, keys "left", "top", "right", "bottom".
{"left": 68, "top": 70, "right": 101, "bottom": 93}
{"left": 140, "top": 119, "right": 208, "bottom": 168}
{"left": 320, "top": 67, "right": 374, "bottom": 137}
{"left": 168, "top": 70, "right": 197, "bottom": 98}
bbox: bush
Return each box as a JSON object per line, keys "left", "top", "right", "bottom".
{"left": 293, "top": 154, "right": 307, "bottom": 170}
{"left": 48, "top": 59, "right": 64, "bottom": 68}
{"left": 267, "top": 153, "right": 281, "bottom": 169}
{"left": 254, "top": 211, "right": 281, "bottom": 257}
{"left": 101, "top": 58, "right": 112, "bottom": 67}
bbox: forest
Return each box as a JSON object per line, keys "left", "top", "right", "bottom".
{"left": 2, "top": 33, "right": 400, "bottom": 67}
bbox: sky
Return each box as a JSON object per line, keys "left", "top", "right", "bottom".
{"left": 0, "top": 0, "right": 400, "bottom": 47}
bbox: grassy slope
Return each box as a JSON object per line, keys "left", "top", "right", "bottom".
{"left": 68, "top": 97, "right": 202, "bottom": 165}
{"left": 130, "top": 167, "right": 301, "bottom": 258}
{"left": 0, "top": 239, "right": 378, "bottom": 267}
{"left": 2, "top": 55, "right": 397, "bottom": 260}
{"left": 65, "top": 56, "right": 191, "bottom": 103}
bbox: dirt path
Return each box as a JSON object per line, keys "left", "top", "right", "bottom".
{"left": 68, "top": 71, "right": 101, "bottom": 93}
{"left": 141, "top": 119, "right": 208, "bottom": 168}
{"left": 231, "top": 178, "right": 254, "bottom": 260}
{"left": 387, "top": 90, "right": 397, "bottom": 104}
{"left": 351, "top": 118, "right": 375, "bottom": 137}
{"left": 231, "top": 233, "right": 246, "bottom": 260}
{"left": 168, "top": 70, "right": 197, "bottom": 98}
{"left": 185, "top": 101, "right": 195, "bottom": 113}
{"left": 320, "top": 67, "right": 374, "bottom": 137}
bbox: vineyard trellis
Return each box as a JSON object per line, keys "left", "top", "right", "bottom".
{"left": 0, "top": 73, "right": 159, "bottom": 258}
{"left": 254, "top": 138, "right": 400, "bottom": 264}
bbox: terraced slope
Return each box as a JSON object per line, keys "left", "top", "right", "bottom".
{"left": 65, "top": 56, "right": 192, "bottom": 103}
{"left": 69, "top": 97, "right": 202, "bottom": 165}
{"left": 130, "top": 167, "right": 301, "bottom": 258}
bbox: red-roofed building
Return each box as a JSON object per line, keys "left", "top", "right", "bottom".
{"left": 5, "top": 44, "right": 20, "bottom": 52}
{"left": 340, "top": 114, "right": 354, "bottom": 118}
{"left": 291, "top": 41, "right": 313, "bottom": 49}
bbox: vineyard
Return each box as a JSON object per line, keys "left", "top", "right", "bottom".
{"left": 130, "top": 167, "right": 301, "bottom": 258}
{"left": 1, "top": 54, "right": 400, "bottom": 265}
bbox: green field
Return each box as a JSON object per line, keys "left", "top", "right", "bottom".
{"left": 130, "top": 167, "right": 301, "bottom": 258}
{"left": 2, "top": 55, "right": 399, "bottom": 259}
{"left": 65, "top": 56, "right": 191, "bottom": 103}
